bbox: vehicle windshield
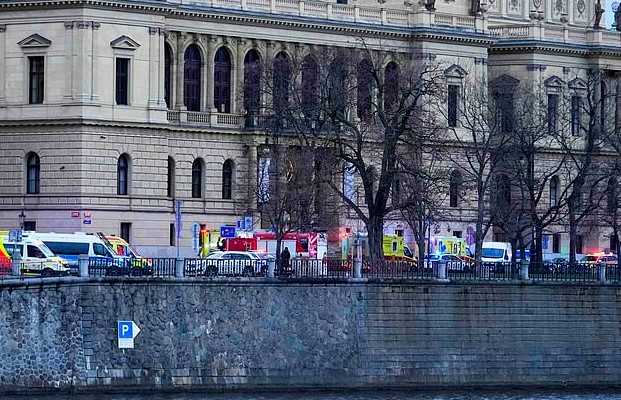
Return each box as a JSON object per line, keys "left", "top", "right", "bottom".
{"left": 36, "top": 242, "right": 55, "bottom": 258}
{"left": 481, "top": 248, "right": 505, "bottom": 258}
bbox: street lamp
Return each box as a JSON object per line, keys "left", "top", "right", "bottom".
{"left": 18, "top": 210, "right": 26, "bottom": 231}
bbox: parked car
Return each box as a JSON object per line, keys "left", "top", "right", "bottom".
{"left": 197, "top": 251, "right": 270, "bottom": 277}
{"left": 424, "top": 254, "right": 471, "bottom": 272}
{"left": 580, "top": 253, "right": 618, "bottom": 268}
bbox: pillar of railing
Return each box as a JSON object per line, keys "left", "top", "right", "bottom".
{"left": 436, "top": 261, "right": 448, "bottom": 282}
{"left": 598, "top": 262, "right": 607, "bottom": 284}
{"left": 353, "top": 258, "right": 362, "bottom": 278}
{"left": 12, "top": 252, "right": 21, "bottom": 276}
{"left": 78, "top": 254, "right": 89, "bottom": 277}
{"left": 267, "top": 259, "right": 275, "bottom": 278}
{"left": 519, "top": 259, "right": 529, "bottom": 280}
{"left": 175, "top": 258, "right": 185, "bottom": 278}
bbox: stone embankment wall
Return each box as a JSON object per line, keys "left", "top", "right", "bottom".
{"left": 1, "top": 278, "right": 620, "bottom": 393}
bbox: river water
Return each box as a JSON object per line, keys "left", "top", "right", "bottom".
{"left": 4, "top": 390, "right": 621, "bottom": 400}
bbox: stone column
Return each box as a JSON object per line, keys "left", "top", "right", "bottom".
{"left": 615, "top": 73, "right": 621, "bottom": 138}
{"left": 64, "top": 21, "right": 75, "bottom": 101}
{"left": 148, "top": 27, "right": 160, "bottom": 108}
{"left": 0, "top": 25, "right": 6, "bottom": 106}
{"left": 235, "top": 38, "right": 246, "bottom": 115}
{"left": 91, "top": 22, "right": 100, "bottom": 103}
{"left": 78, "top": 254, "right": 89, "bottom": 277}
{"left": 74, "top": 21, "right": 93, "bottom": 102}
{"left": 175, "top": 32, "right": 186, "bottom": 110}
{"left": 205, "top": 35, "right": 217, "bottom": 112}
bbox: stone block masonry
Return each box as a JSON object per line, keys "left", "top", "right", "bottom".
{"left": 0, "top": 279, "right": 621, "bottom": 394}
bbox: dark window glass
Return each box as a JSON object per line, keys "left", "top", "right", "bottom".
{"left": 120, "top": 223, "right": 131, "bottom": 243}
{"left": 214, "top": 47, "right": 232, "bottom": 113}
{"left": 601, "top": 81, "right": 607, "bottom": 130}
{"left": 222, "top": 159, "right": 233, "bottom": 199}
{"left": 27, "top": 245, "right": 45, "bottom": 258}
{"left": 328, "top": 58, "right": 347, "bottom": 117}
{"left": 23, "top": 221, "right": 36, "bottom": 231}
{"left": 448, "top": 84, "right": 459, "bottom": 128}
{"left": 170, "top": 223, "right": 175, "bottom": 246}
{"left": 29, "top": 56, "right": 44, "bottom": 104}
{"left": 184, "top": 45, "right": 201, "bottom": 112}
{"left": 117, "top": 154, "right": 129, "bottom": 195}
{"left": 26, "top": 152, "right": 40, "bottom": 194}
{"left": 576, "top": 235, "right": 583, "bottom": 254}
{"left": 164, "top": 44, "right": 173, "bottom": 109}
{"left": 552, "top": 233, "right": 561, "bottom": 254}
{"left": 116, "top": 58, "right": 129, "bottom": 105}
{"left": 167, "top": 157, "right": 175, "bottom": 198}
{"left": 498, "top": 92, "right": 513, "bottom": 132}
{"left": 93, "top": 243, "right": 109, "bottom": 256}
{"left": 273, "top": 52, "right": 291, "bottom": 115}
{"left": 384, "top": 62, "right": 399, "bottom": 111}
{"left": 571, "top": 95, "right": 581, "bottom": 136}
{"left": 449, "top": 170, "right": 461, "bottom": 208}
{"left": 336, "top": 0, "right": 347, "bottom": 3}
{"left": 550, "top": 176, "right": 559, "bottom": 207}
{"left": 547, "top": 93, "right": 558, "bottom": 134}
{"left": 607, "top": 177, "right": 617, "bottom": 213}
{"left": 244, "top": 50, "right": 261, "bottom": 115}
{"left": 192, "top": 158, "right": 203, "bottom": 198}
{"left": 357, "top": 59, "right": 373, "bottom": 121}
{"left": 44, "top": 241, "right": 89, "bottom": 256}
{"left": 302, "top": 55, "right": 320, "bottom": 119}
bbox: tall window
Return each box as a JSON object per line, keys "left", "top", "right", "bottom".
{"left": 600, "top": 81, "right": 607, "bottom": 131}
{"left": 167, "top": 156, "right": 175, "bottom": 198}
{"left": 192, "top": 158, "right": 203, "bottom": 198}
{"left": 244, "top": 50, "right": 261, "bottom": 115}
{"left": 120, "top": 222, "right": 131, "bottom": 243}
{"left": 552, "top": 233, "right": 561, "bottom": 254}
{"left": 547, "top": 93, "right": 558, "bottom": 135}
{"left": 357, "top": 59, "right": 373, "bottom": 122}
{"left": 169, "top": 223, "right": 175, "bottom": 246}
{"left": 549, "top": 176, "right": 559, "bottom": 207}
{"left": 29, "top": 56, "right": 44, "bottom": 104}
{"left": 302, "top": 55, "right": 320, "bottom": 119}
{"left": 214, "top": 47, "right": 232, "bottom": 113}
{"left": 273, "top": 52, "right": 291, "bottom": 115}
{"left": 448, "top": 85, "right": 459, "bottom": 128}
{"left": 607, "top": 177, "right": 618, "bottom": 213}
{"left": 384, "top": 62, "right": 399, "bottom": 111}
{"left": 498, "top": 92, "right": 513, "bottom": 132}
{"left": 222, "top": 159, "right": 233, "bottom": 199}
{"left": 115, "top": 58, "right": 130, "bottom": 105}
{"left": 26, "top": 152, "right": 40, "bottom": 194}
{"left": 576, "top": 235, "right": 583, "bottom": 254}
{"left": 117, "top": 154, "right": 129, "bottom": 195}
{"left": 571, "top": 95, "right": 581, "bottom": 136}
{"left": 449, "top": 170, "right": 461, "bottom": 207}
{"left": 164, "top": 44, "right": 173, "bottom": 109}
{"left": 496, "top": 174, "right": 511, "bottom": 215}
{"left": 184, "top": 45, "right": 201, "bottom": 112}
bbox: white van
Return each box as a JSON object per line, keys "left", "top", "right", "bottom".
{"left": 0, "top": 234, "right": 70, "bottom": 277}
{"left": 481, "top": 242, "right": 512, "bottom": 263}
{"left": 27, "top": 232, "right": 122, "bottom": 275}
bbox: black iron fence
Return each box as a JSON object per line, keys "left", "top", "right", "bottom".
{"left": 0, "top": 257, "right": 618, "bottom": 285}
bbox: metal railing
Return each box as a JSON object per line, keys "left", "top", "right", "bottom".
{"left": 0, "top": 256, "right": 618, "bottom": 285}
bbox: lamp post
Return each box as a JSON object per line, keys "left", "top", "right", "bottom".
{"left": 18, "top": 210, "right": 26, "bottom": 231}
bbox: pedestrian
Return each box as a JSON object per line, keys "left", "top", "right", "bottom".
{"left": 281, "top": 247, "right": 291, "bottom": 275}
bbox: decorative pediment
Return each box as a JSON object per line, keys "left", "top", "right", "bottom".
{"left": 568, "top": 77, "right": 587, "bottom": 91}
{"left": 544, "top": 75, "right": 565, "bottom": 88}
{"left": 490, "top": 74, "right": 519, "bottom": 93}
{"left": 444, "top": 64, "right": 468, "bottom": 78}
{"left": 110, "top": 35, "right": 140, "bottom": 50}
{"left": 17, "top": 33, "right": 51, "bottom": 48}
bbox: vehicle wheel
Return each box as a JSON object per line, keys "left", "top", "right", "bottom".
{"left": 242, "top": 266, "right": 254, "bottom": 277}
{"left": 205, "top": 265, "right": 218, "bottom": 277}
{"left": 41, "top": 268, "right": 54, "bottom": 278}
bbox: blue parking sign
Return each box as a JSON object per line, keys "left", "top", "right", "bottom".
{"left": 118, "top": 321, "right": 133, "bottom": 339}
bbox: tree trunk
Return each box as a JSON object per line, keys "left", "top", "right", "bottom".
{"left": 367, "top": 215, "right": 384, "bottom": 263}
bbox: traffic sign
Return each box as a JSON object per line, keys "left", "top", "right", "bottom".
{"left": 83, "top": 219, "right": 92, "bottom": 225}
{"left": 220, "top": 225, "right": 236, "bottom": 238}
{"left": 175, "top": 200, "right": 182, "bottom": 239}
{"left": 118, "top": 320, "right": 141, "bottom": 349}
{"left": 8, "top": 229, "right": 22, "bottom": 242}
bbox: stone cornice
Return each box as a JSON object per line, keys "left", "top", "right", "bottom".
{"left": 491, "top": 39, "right": 621, "bottom": 58}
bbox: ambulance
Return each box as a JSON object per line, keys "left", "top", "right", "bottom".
{"left": 100, "top": 233, "right": 152, "bottom": 272}
{"left": 0, "top": 232, "right": 70, "bottom": 277}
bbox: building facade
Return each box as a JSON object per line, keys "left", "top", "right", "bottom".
{"left": 1, "top": 0, "right": 620, "bottom": 257}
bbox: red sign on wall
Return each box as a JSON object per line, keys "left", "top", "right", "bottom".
{"left": 71, "top": 211, "right": 80, "bottom": 218}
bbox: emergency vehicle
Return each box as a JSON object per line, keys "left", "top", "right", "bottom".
{"left": 0, "top": 231, "right": 70, "bottom": 277}
{"left": 429, "top": 236, "right": 473, "bottom": 262}
{"left": 341, "top": 233, "right": 416, "bottom": 263}
{"left": 100, "top": 233, "right": 153, "bottom": 271}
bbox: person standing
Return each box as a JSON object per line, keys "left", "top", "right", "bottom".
{"left": 280, "top": 247, "right": 291, "bottom": 275}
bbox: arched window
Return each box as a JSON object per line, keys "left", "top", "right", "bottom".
{"left": 214, "top": 47, "right": 232, "bottom": 113}
{"left": 184, "top": 44, "right": 201, "bottom": 112}
{"left": 302, "top": 55, "right": 320, "bottom": 119}
{"left": 384, "top": 62, "right": 399, "bottom": 111}
{"left": 222, "top": 159, "right": 234, "bottom": 199}
{"left": 550, "top": 175, "right": 559, "bottom": 207}
{"left": 167, "top": 156, "right": 175, "bottom": 198}
{"left": 607, "top": 177, "right": 618, "bottom": 213}
{"left": 117, "top": 154, "right": 130, "bottom": 195}
{"left": 273, "top": 52, "right": 291, "bottom": 115}
{"left": 496, "top": 174, "right": 511, "bottom": 214}
{"left": 26, "top": 152, "right": 40, "bottom": 194}
{"left": 449, "top": 170, "right": 461, "bottom": 208}
{"left": 244, "top": 50, "right": 261, "bottom": 115}
{"left": 164, "top": 44, "right": 173, "bottom": 109}
{"left": 357, "top": 59, "right": 373, "bottom": 121}
{"left": 328, "top": 57, "right": 347, "bottom": 117}
{"left": 192, "top": 158, "right": 204, "bottom": 198}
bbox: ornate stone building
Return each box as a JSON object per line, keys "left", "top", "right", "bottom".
{"left": 1, "top": 0, "right": 620, "bottom": 257}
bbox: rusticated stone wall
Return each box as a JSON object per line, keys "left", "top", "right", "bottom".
{"left": 1, "top": 278, "right": 621, "bottom": 394}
